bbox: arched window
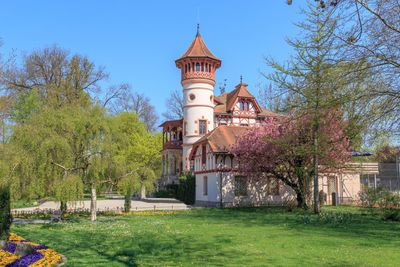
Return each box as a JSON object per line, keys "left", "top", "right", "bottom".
{"left": 188, "top": 63, "right": 191, "bottom": 72}
{"left": 196, "top": 62, "right": 201, "bottom": 72}
{"left": 244, "top": 102, "right": 249, "bottom": 111}
{"left": 240, "top": 101, "right": 244, "bottom": 111}
{"left": 201, "top": 62, "right": 204, "bottom": 72}
{"left": 185, "top": 64, "right": 187, "bottom": 73}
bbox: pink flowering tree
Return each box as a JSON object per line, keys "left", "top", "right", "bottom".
{"left": 231, "top": 112, "right": 351, "bottom": 209}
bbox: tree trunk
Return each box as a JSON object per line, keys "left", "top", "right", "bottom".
{"left": 124, "top": 188, "right": 132, "bottom": 213}
{"left": 60, "top": 201, "right": 67, "bottom": 220}
{"left": 313, "top": 132, "right": 320, "bottom": 214}
{"left": 296, "top": 191, "right": 308, "bottom": 210}
{"left": 140, "top": 183, "right": 146, "bottom": 200}
{"left": 90, "top": 182, "right": 97, "bottom": 222}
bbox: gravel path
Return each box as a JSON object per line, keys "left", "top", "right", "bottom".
{"left": 13, "top": 198, "right": 189, "bottom": 212}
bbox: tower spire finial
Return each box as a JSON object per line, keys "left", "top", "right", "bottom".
{"left": 240, "top": 75, "right": 243, "bottom": 84}
{"left": 196, "top": 23, "right": 200, "bottom": 36}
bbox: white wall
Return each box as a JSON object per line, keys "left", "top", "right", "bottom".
{"left": 182, "top": 82, "right": 215, "bottom": 171}
{"left": 196, "top": 172, "right": 219, "bottom": 202}
{"left": 195, "top": 171, "right": 296, "bottom": 206}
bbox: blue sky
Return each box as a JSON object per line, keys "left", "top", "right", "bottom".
{"left": 0, "top": 0, "right": 305, "bottom": 117}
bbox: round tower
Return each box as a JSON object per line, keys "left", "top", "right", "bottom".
{"left": 175, "top": 26, "right": 221, "bottom": 172}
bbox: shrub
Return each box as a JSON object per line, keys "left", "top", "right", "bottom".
{"left": 383, "top": 209, "right": 400, "bottom": 221}
{"left": 176, "top": 174, "right": 195, "bottom": 205}
{"left": 0, "top": 185, "right": 12, "bottom": 241}
{"left": 154, "top": 184, "right": 179, "bottom": 198}
{"left": 359, "top": 187, "right": 400, "bottom": 209}
{"left": 155, "top": 174, "right": 195, "bottom": 205}
{"left": 359, "top": 187, "right": 383, "bottom": 208}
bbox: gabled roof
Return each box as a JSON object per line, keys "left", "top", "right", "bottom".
{"left": 176, "top": 31, "right": 221, "bottom": 62}
{"left": 225, "top": 83, "right": 260, "bottom": 112}
{"left": 189, "top": 125, "right": 248, "bottom": 159}
{"left": 214, "top": 83, "right": 278, "bottom": 115}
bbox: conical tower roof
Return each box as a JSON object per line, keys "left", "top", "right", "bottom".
{"left": 176, "top": 26, "right": 221, "bottom": 62}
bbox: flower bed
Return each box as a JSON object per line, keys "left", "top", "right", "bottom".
{"left": 124, "top": 210, "right": 180, "bottom": 216}
{"left": 0, "top": 233, "right": 62, "bottom": 267}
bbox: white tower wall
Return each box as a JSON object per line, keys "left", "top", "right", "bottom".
{"left": 182, "top": 82, "right": 215, "bottom": 171}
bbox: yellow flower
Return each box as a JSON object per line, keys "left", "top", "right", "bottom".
{"left": 9, "top": 232, "right": 25, "bottom": 242}
{"left": 0, "top": 249, "right": 20, "bottom": 266}
{"left": 30, "top": 249, "right": 62, "bottom": 267}
{"left": 6, "top": 233, "right": 63, "bottom": 267}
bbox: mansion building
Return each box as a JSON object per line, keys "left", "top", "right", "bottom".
{"left": 160, "top": 28, "right": 366, "bottom": 207}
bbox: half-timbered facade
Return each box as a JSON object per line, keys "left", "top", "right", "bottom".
{"left": 159, "top": 28, "right": 365, "bottom": 207}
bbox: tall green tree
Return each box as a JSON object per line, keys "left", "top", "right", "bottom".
{"left": 0, "top": 46, "right": 112, "bottom": 221}
{"left": 266, "top": 1, "right": 361, "bottom": 213}
{"left": 9, "top": 104, "right": 107, "bottom": 219}
{"left": 109, "top": 113, "right": 161, "bottom": 210}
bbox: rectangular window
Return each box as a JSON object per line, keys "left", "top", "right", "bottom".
{"left": 202, "top": 145, "right": 206, "bottom": 165}
{"left": 203, "top": 176, "right": 208, "bottom": 195}
{"left": 234, "top": 176, "right": 247, "bottom": 196}
{"left": 199, "top": 120, "right": 207, "bottom": 135}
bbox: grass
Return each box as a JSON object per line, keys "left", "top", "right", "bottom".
{"left": 11, "top": 199, "right": 40, "bottom": 209}
{"left": 12, "top": 206, "right": 400, "bottom": 267}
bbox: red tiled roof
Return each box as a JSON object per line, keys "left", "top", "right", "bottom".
{"left": 225, "top": 83, "right": 259, "bottom": 112}
{"left": 190, "top": 126, "right": 248, "bottom": 159}
{"left": 176, "top": 32, "right": 220, "bottom": 62}
{"left": 213, "top": 83, "right": 282, "bottom": 116}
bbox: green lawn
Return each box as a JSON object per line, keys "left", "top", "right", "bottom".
{"left": 12, "top": 207, "right": 400, "bottom": 267}
{"left": 11, "top": 199, "right": 40, "bottom": 209}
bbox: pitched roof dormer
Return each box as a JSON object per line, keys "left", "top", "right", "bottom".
{"left": 225, "top": 82, "right": 262, "bottom": 113}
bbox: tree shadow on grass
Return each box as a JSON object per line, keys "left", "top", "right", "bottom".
{"left": 187, "top": 207, "right": 400, "bottom": 248}
{"left": 14, "top": 220, "right": 241, "bottom": 267}
{"left": 12, "top": 207, "right": 400, "bottom": 266}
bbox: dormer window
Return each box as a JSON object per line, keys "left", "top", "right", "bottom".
{"left": 240, "top": 100, "right": 250, "bottom": 111}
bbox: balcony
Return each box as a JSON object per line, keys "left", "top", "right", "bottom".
{"left": 163, "top": 140, "right": 183, "bottom": 150}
